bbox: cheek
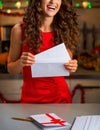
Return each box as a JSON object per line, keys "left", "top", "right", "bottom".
{"left": 57, "top": 5, "right": 61, "bottom": 12}
{"left": 58, "top": 2, "right": 61, "bottom": 10}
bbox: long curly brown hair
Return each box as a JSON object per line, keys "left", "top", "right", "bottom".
{"left": 23, "top": 0, "right": 79, "bottom": 54}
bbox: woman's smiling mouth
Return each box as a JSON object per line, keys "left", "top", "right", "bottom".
{"left": 47, "top": 5, "right": 56, "bottom": 11}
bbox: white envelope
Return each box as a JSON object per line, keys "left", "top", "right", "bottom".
{"left": 71, "top": 115, "right": 100, "bottom": 130}
{"left": 31, "top": 43, "right": 71, "bottom": 77}
{"left": 30, "top": 113, "right": 71, "bottom": 130}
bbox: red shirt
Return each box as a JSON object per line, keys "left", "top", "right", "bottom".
{"left": 20, "top": 23, "right": 72, "bottom": 103}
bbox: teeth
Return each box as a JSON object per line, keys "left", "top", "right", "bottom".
{"left": 47, "top": 5, "right": 55, "bottom": 10}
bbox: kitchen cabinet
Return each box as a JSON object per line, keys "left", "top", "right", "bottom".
{"left": 0, "top": 67, "right": 100, "bottom": 103}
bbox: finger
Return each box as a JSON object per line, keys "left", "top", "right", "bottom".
{"left": 64, "top": 63, "right": 78, "bottom": 69}
{"left": 22, "top": 52, "right": 35, "bottom": 61}
{"left": 20, "top": 52, "right": 35, "bottom": 66}
{"left": 64, "top": 62, "right": 78, "bottom": 73}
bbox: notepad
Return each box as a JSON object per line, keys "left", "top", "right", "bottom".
{"left": 30, "top": 113, "right": 71, "bottom": 130}
{"left": 71, "top": 115, "right": 100, "bottom": 130}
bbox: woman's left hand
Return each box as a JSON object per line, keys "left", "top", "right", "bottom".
{"left": 64, "top": 59, "right": 78, "bottom": 73}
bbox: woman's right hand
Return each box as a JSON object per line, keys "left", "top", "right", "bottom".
{"left": 20, "top": 52, "right": 35, "bottom": 67}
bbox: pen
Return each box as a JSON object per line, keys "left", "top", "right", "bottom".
{"left": 12, "top": 117, "right": 33, "bottom": 122}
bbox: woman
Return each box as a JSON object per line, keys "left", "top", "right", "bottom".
{"left": 7, "top": 0, "right": 79, "bottom": 103}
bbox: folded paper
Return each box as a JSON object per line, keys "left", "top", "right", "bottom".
{"left": 31, "top": 43, "right": 71, "bottom": 77}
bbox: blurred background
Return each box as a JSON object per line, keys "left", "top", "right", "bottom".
{"left": 0, "top": 0, "right": 100, "bottom": 103}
